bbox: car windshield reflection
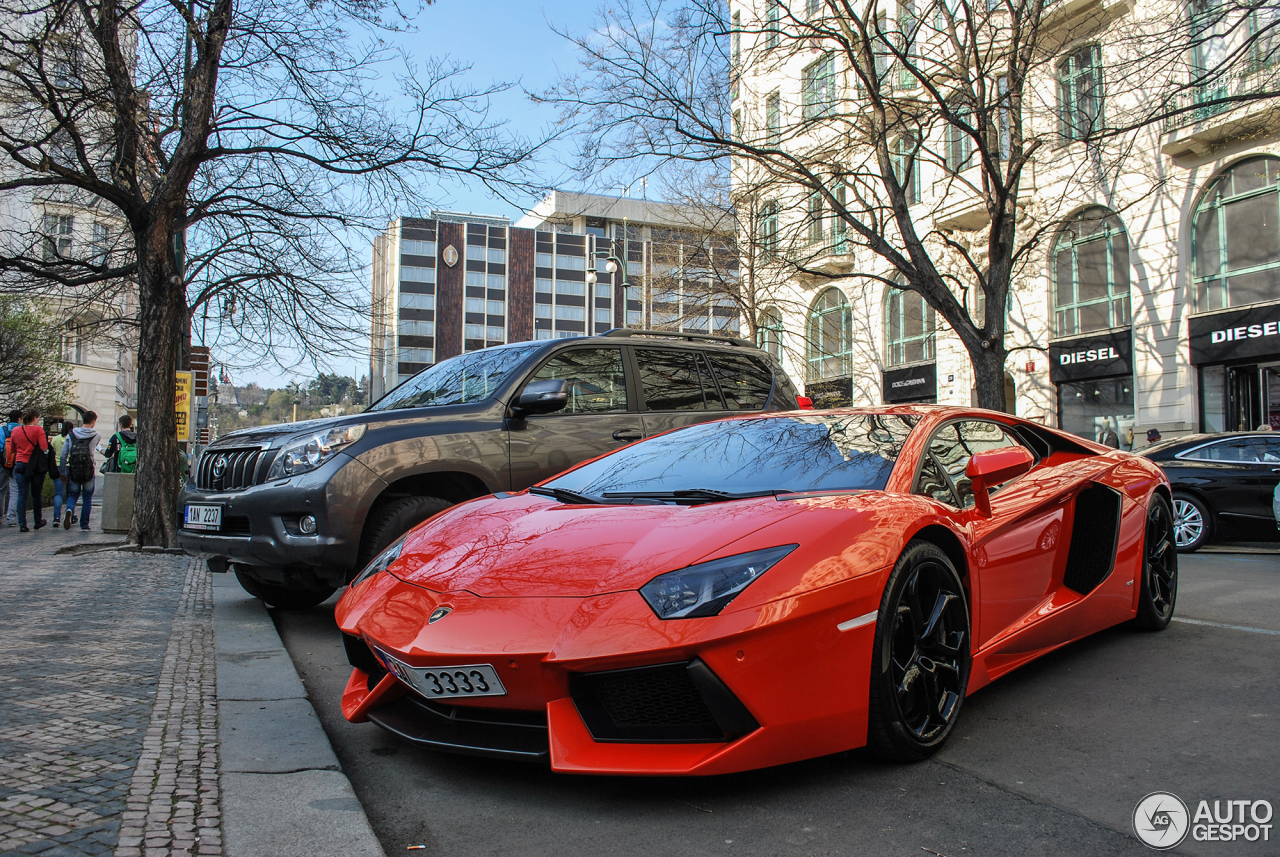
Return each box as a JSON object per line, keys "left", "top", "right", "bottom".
{"left": 547, "top": 413, "right": 918, "bottom": 499}
{"left": 368, "top": 344, "right": 541, "bottom": 411}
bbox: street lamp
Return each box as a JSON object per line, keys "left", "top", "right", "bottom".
{"left": 585, "top": 252, "right": 632, "bottom": 328}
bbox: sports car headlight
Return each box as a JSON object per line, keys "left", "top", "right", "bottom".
{"left": 639, "top": 545, "right": 798, "bottom": 619}
{"left": 351, "top": 538, "right": 405, "bottom": 587}
{"left": 266, "top": 424, "right": 367, "bottom": 480}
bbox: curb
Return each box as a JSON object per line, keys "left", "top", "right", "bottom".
{"left": 212, "top": 573, "right": 386, "bottom": 857}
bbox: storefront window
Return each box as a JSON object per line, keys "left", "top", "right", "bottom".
{"left": 807, "top": 287, "right": 853, "bottom": 382}
{"left": 1058, "top": 377, "right": 1135, "bottom": 449}
{"left": 886, "top": 287, "right": 936, "bottom": 366}
{"left": 1193, "top": 156, "right": 1280, "bottom": 312}
{"left": 1052, "top": 207, "right": 1131, "bottom": 337}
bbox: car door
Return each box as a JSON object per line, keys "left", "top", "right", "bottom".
{"left": 1180, "top": 437, "right": 1268, "bottom": 520}
{"left": 506, "top": 346, "right": 642, "bottom": 490}
{"left": 918, "top": 420, "right": 1070, "bottom": 649}
{"left": 1232, "top": 436, "right": 1280, "bottom": 521}
{"left": 633, "top": 347, "right": 730, "bottom": 437}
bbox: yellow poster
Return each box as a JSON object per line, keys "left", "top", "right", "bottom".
{"left": 175, "top": 371, "right": 193, "bottom": 442}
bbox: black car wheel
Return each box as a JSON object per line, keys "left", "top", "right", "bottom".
{"left": 867, "top": 540, "right": 971, "bottom": 762}
{"left": 1133, "top": 494, "right": 1178, "bottom": 631}
{"left": 1171, "top": 492, "right": 1211, "bottom": 553}
{"left": 355, "top": 495, "right": 453, "bottom": 574}
{"left": 233, "top": 566, "right": 336, "bottom": 610}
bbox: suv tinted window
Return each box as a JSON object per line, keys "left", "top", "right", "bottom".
{"left": 707, "top": 353, "right": 774, "bottom": 410}
{"left": 926, "top": 420, "right": 1021, "bottom": 508}
{"left": 527, "top": 348, "right": 628, "bottom": 414}
{"left": 369, "top": 344, "right": 540, "bottom": 410}
{"left": 636, "top": 349, "right": 724, "bottom": 411}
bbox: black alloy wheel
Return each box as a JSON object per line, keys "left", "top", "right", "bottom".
{"left": 1134, "top": 494, "right": 1178, "bottom": 631}
{"left": 867, "top": 540, "right": 971, "bottom": 762}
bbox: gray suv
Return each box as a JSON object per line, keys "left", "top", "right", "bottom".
{"left": 177, "top": 330, "right": 800, "bottom": 608}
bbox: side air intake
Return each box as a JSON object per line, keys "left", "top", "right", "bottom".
{"left": 1063, "top": 483, "right": 1123, "bottom": 595}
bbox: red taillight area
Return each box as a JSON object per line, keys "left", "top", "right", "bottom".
{"left": 796, "top": 395, "right": 814, "bottom": 409}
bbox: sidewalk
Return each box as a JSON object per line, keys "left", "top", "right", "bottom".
{"left": 0, "top": 522, "right": 382, "bottom": 857}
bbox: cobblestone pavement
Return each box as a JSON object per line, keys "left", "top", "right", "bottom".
{"left": 0, "top": 530, "right": 221, "bottom": 857}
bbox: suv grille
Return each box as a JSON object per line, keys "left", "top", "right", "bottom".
{"left": 194, "top": 447, "right": 276, "bottom": 492}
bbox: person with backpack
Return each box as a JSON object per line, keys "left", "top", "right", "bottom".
{"left": 1, "top": 408, "right": 20, "bottom": 526}
{"left": 62, "top": 411, "right": 100, "bottom": 531}
{"left": 105, "top": 414, "right": 138, "bottom": 473}
{"left": 50, "top": 421, "right": 72, "bottom": 529}
{"left": 10, "top": 408, "right": 50, "bottom": 532}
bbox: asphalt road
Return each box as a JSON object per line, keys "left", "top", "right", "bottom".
{"left": 274, "top": 552, "right": 1280, "bottom": 857}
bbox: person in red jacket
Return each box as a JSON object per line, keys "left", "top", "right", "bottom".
{"left": 11, "top": 409, "right": 49, "bottom": 532}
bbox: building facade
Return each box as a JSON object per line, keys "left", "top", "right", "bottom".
{"left": 730, "top": 0, "right": 1280, "bottom": 447}
{"left": 369, "top": 192, "right": 740, "bottom": 399}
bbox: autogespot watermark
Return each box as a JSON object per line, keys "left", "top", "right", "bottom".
{"left": 1133, "top": 792, "right": 1274, "bottom": 850}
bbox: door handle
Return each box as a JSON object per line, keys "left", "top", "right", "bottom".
{"left": 612, "top": 429, "right": 643, "bottom": 442}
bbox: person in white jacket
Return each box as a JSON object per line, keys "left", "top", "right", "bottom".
{"left": 60, "top": 414, "right": 101, "bottom": 531}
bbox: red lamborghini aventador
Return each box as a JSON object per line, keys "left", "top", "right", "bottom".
{"left": 335, "top": 406, "right": 1177, "bottom": 775}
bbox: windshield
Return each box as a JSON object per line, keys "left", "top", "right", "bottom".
{"left": 368, "top": 344, "right": 541, "bottom": 411}
{"left": 546, "top": 413, "right": 918, "bottom": 497}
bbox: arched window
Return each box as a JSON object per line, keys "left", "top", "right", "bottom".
{"left": 806, "top": 288, "right": 852, "bottom": 381}
{"left": 886, "top": 287, "right": 935, "bottom": 366}
{"left": 1192, "top": 156, "right": 1280, "bottom": 312}
{"left": 1052, "top": 207, "right": 1131, "bottom": 337}
{"left": 757, "top": 306, "right": 783, "bottom": 359}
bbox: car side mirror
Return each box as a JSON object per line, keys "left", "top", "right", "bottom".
{"left": 965, "top": 446, "right": 1035, "bottom": 517}
{"left": 512, "top": 379, "right": 569, "bottom": 417}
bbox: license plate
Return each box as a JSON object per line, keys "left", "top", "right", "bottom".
{"left": 375, "top": 650, "right": 506, "bottom": 699}
{"left": 184, "top": 504, "right": 222, "bottom": 531}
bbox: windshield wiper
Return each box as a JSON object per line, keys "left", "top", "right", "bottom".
{"left": 602, "top": 488, "right": 792, "bottom": 504}
{"left": 528, "top": 486, "right": 607, "bottom": 505}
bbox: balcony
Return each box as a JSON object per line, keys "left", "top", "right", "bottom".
{"left": 801, "top": 235, "right": 857, "bottom": 277}
{"left": 1162, "top": 59, "right": 1280, "bottom": 157}
{"left": 1039, "top": 0, "right": 1132, "bottom": 47}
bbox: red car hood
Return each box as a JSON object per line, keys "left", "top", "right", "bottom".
{"left": 390, "top": 493, "right": 811, "bottom": 598}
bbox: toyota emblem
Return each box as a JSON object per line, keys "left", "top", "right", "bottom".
{"left": 428, "top": 606, "right": 452, "bottom": 624}
{"left": 212, "top": 456, "right": 228, "bottom": 477}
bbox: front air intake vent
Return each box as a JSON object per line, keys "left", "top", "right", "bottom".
{"left": 570, "top": 659, "right": 758, "bottom": 743}
{"left": 1063, "top": 483, "right": 1123, "bottom": 595}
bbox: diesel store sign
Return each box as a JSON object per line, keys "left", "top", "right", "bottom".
{"left": 1189, "top": 303, "right": 1280, "bottom": 364}
{"left": 1049, "top": 329, "right": 1133, "bottom": 384}
{"left": 883, "top": 362, "right": 937, "bottom": 402}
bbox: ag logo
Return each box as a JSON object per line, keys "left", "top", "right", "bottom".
{"left": 428, "top": 606, "right": 452, "bottom": 624}
{"left": 1134, "top": 792, "right": 1190, "bottom": 850}
{"left": 212, "top": 456, "right": 228, "bottom": 478}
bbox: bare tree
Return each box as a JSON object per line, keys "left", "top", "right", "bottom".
{"left": 543, "top": 0, "right": 1279, "bottom": 411}
{"left": 0, "top": 0, "right": 542, "bottom": 545}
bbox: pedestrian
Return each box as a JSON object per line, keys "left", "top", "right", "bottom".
{"left": 0, "top": 408, "right": 20, "bottom": 526}
{"left": 50, "top": 421, "right": 72, "bottom": 529}
{"left": 105, "top": 414, "right": 138, "bottom": 473}
{"left": 1146, "top": 428, "right": 1162, "bottom": 445}
{"left": 1100, "top": 425, "right": 1120, "bottom": 449}
{"left": 62, "top": 411, "right": 100, "bottom": 531}
{"left": 10, "top": 408, "right": 50, "bottom": 532}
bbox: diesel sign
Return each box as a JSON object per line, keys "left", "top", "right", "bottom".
{"left": 1049, "top": 329, "right": 1132, "bottom": 384}
{"left": 1190, "top": 303, "right": 1280, "bottom": 364}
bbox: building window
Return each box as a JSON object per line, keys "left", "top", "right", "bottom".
{"left": 808, "top": 192, "right": 826, "bottom": 245}
{"left": 555, "top": 305, "right": 586, "bottom": 321}
{"left": 807, "top": 287, "right": 853, "bottom": 381}
{"left": 757, "top": 307, "right": 784, "bottom": 359}
{"left": 401, "top": 266, "right": 435, "bottom": 283}
{"left": 886, "top": 287, "right": 936, "bottom": 366}
{"left": 536, "top": 278, "right": 553, "bottom": 293}
{"left": 731, "top": 11, "right": 741, "bottom": 100}
{"left": 401, "top": 239, "right": 436, "bottom": 257}
{"left": 1058, "top": 45, "right": 1103, "bottom": 142}
{"left": 399, "top": 320, "right": 434, "bottom": 337}
{"left": 1192, "top": 156, "right": 1280, "bottom": 312}
{"left": 759, "top": 201, "right": 779, "bottom": 257}
{"left": 397, "top": 347, "right": 434, "bottom": 364}
{"left": 535, "top": 303, "right": 552, "bottom": 319}
{"left": 1053, "top": 207, "right": 1131, "bottom": 336}
{"left": 766, "top": 0, "right": 780, "bottom": 49}
{"left": 466, "top": 245, "right": 486, "bottom": 261}
{"left": 765, "top": 91, "right": 781, "bottom": 144}
{"left": 832, "top": 181, "right": 848, "bottom": 252}
{"left": 91, "top": 222, "right": 111, "bottom": 265}
{"left": 398, "top": 292, "right": 435, "bottom": 311}
{"left": 891, "top": 135, "right": 920, "bottom": 204}
{"left": 802, "top": 54, "right": 837, "bottom": 120}
{"left": 945, "top": 107, "right": 973, "bottom": 170}
{"left": 43, "top": 214, "right": 73, "bottom": 261}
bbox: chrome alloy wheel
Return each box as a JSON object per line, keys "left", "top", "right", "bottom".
{"left": 1172, "top": 498, "right": 1204, "bottom": 549}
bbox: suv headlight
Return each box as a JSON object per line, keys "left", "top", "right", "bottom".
{"left": 266, "top": 424, "right": 367, "bottom": 480}
{"left": 351, "top": 538, "right": 405, "bottom": 587}
{"left": 639, "top": 545, "right": 797, "bottom": 619}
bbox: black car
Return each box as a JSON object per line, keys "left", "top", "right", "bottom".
{"left": 1141, "top": 432, "right": 1280, "bottom": 551}
{"left": 177, "top": 330, "right": 800, "bottom": 607}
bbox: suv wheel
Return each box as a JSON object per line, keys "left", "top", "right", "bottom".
{"left": 356, "top": 496, "right": 453, "bottom": 574}
{"left": 233, "top": 566, "right": 336, "bottom": 610}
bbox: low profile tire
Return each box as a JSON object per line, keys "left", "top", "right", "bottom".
{"left": 355, "top": 495, "right": 453, "bottom": 572}
{"left": 1171, "top": 492, "right": 1211, "bottom": 553}
{"left": 233, "top": 566, "right": 336, "bottom": 610}
{"left": 1133, "top": 494, "right": 1178, "bottom": 632}
{"left": 867, "top": 540, "right": 972, "bottom": 763}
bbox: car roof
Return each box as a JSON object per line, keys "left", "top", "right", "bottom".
{"left": 1144, "top": 431, "right": 1279, "bottom": 457}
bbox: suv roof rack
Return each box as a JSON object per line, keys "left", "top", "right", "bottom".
{"left": 601, "top": 328, "right": 754, "bottom": 348}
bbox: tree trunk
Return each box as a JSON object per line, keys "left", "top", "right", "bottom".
{"left": 969, "top": 345, "right": 1008, "bottom": 413}
{"left": 128, "top": 223, "right": 186, "bottom": 547}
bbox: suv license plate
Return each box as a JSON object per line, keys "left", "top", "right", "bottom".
{"left": 376, "top": 651, "right": 507, "bottom": 699}
{"left": 184, "top": 504, "right": 222, "bottom": 531}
